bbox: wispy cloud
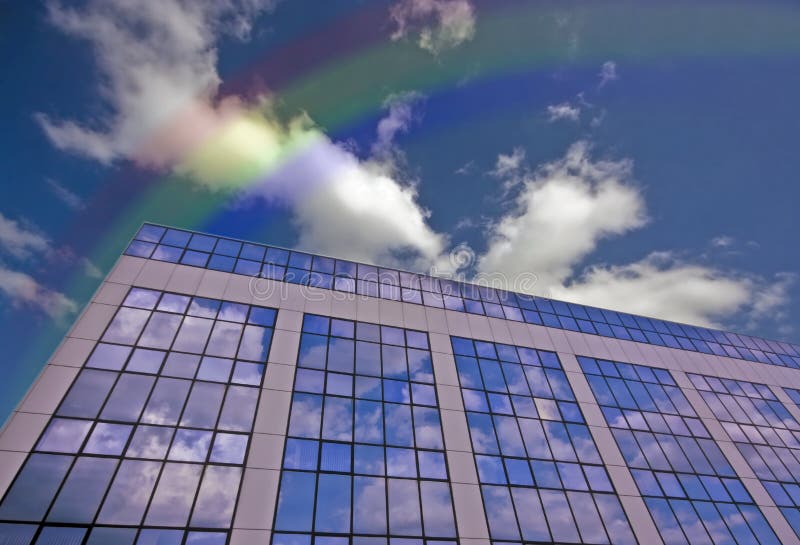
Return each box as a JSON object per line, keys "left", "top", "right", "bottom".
{"left": 0, "top": 265, "right": 78, "bottom": 319}
{"left": 390, "top": 0, "right": 476, "bottom": 55}
{"left": 0, "top": 214, "right": 52, "bottom": 260}
{"left": 489, "top": 147, "right": 526, "bottom": 178}
{"left": 36, "top": 0, "right": 277, "bottom": 166}
{"left": 0, "top": 213, "right": 79, "bottom": 318}
{"left": 480, "top": 141, "right": 646, "bottom": 288}
{"left": 710, "top": 235, "right": 735, "bottom": 248}
{"left": 46, "top": 178, "right": 85, "bottom": 210}
{"left": 371, "top": 92, "right": 424, "bottom": 162}
{"left": 454, "top": 160, "right": 475, "bottom": 175}
{"left": 599, "top": 60, "right": 618, "bottom": 87}
{"left": 546, "top": 102, "right": 581, "bottom": 122}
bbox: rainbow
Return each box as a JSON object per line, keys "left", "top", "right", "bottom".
{"left": 21, "top": 0, "right": 800, "bottom": 392}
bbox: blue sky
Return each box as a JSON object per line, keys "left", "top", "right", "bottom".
{"left": 1, "top": 0, "right": 800, "bottom": 422}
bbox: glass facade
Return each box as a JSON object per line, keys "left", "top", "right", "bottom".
{"left": 0, "top": 288, "right": 276, "bottom": 544}
{"left": 273, "top": 314, "right": 456, "bottom": 545}
{"left": 3, "top": 223, "right": 800, "bottom": 545}
{"left": 581, "top": 357, "right": 781, "bottom": 545}
{"left": 688, "top": 374, "right": 800, "bottom": 539}
{"left": 451, "top": 337, "right": 637, "bottom": 544}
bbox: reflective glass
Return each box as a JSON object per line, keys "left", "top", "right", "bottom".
{"left": 582, "top": 357, "right": 780, "bottom": 545}
{"left": 453, "top": 338, "right": 636, "bottom": 544}
{"left": 1, "top": 288, "right": 276, "bottom": 542}
{"left": 275, "top": 314, "right": 454, "bottom": 543}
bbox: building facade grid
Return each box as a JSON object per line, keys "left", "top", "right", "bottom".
{"left": 1, "top": 224, "right": 800, "bottom": 545}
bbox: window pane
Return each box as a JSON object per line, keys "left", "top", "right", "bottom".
{"left": 238, "top": 325, "right": 272, "bottom": 361}
{"left": 353, "top": 476, "right": 386, "bottom": 534}
{"left": 210, "top": 433, "right": 248, "bottom": 464}
{"left": 146, "top": 463, "right": 203, "bottom": 526}
{"left": 141, "top": 377, "right": 191, "bottom": 425}
{"left": 103, "top": 307, "right": 150, "bottom": 344}
{"left": 138, "top": 312, "right": 182, "bottom": 349}
{"left": 482, "top": 485, "right": 520, "bottom": 540}
{"left": 57, "top": 369, "right": 116, "bottom": 418}
{"left": 168, "top": 429, "right": 212, "bottom": 462}
{"left": 275, "top": 471, "right": 316, "bottom": 531}
{"left": 86, "top": 527, "right": 138, "bottom": 545}
{"left": 86, "top": 343, "right": 131, "bottom": 370}
{"left": 322, "top": 397, "right": 352, "bottom": 441}
{"left": 420, "top": 481, "right": 456, "bottom": 537}
{"left": 36, "top": 418, "right": 91, "bottom": 453}
{"left": 541, "top": 489, "right": 580, "bottom": 543}
{"left": 83, "top": 423, "right": 133, "bottom": 456}
{"left": 97, "top": 459, "right": 161, "bottom": 525}
{"left": 100, "top": 373, "right": 155, "bottom": 422}
{"left": 218, "top": 385, "right": 258, "bottom": 432}
{"left": 388, "top": 479, "right": 421, "bottom": 535}
{"left": 180, "top": 382, "right": 225, "bottom": 428}
{"left": 190, "top": 465, "right": 241, "bottom": 528}
{"left": 205, "top": 321, "right": 243, "bottom": 358}
{"left": 289, "top": 393, "right": 322, "bottom": 438}
{"left": 33, "top": 526, "right": 86, "bottom": 545}
{"left": 0, "top": 454, "right": 72, "bottom": 521}
{"left": 315, "top": 474, "right": 351, "bottom": 533}
{"left": 511, "top": 487, "right": 549, "bottom": 542}
{"left": 126, "top": 425, "right": 174, "bottom": 459}
{"left": 48, "top": 457, "right": 117, "bottom": 523}
{"left": 172, "top": 317, "right": 214, "bottom": 353}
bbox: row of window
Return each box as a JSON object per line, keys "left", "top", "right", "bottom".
{"left": 57, "top": 369, "right": 258, "bottom": 432}
{"left": 128, "top": 224, "right": 800, "bottom": 369}
{"left": 481, "top": 485, "right": 636, "bottom": 544}
{"left": 0, "top": 453, "right": 239, "bottom": 528}
{"left": 35, "top": 417, "right": 248, "bottom": 465}
{"left": 0, "top": 524, "right": 226, "bottom": 545}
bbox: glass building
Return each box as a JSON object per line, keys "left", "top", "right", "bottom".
{"left": 1, "top": 223, "right": 800, "bottom": 545}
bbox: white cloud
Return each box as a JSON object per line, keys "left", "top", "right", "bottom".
{"left": 0, "top": 265, "right": 78, "bottom": 319}
{"left": 546, "top": 102, "right": 580, "bottom": 122}
{"left": 0, "top": 214, "right": 99, "bottom": 318}
{"left": 748, "top": 272, "right": 796, "bottom": 331}
{"left": 479, "top": 141, "right": 647, "bottom": 288}
{"left": 550, "top": 253, "right": 753, "bottom": 327}
{"left": 36, "top": 0, "right": 276, "bottom": 166}
{"left": 490, "top": 147, "right": 526, "bottom": 178}
{"left": 477, "top": 142, "right": 795, "bottom": 330}
{"left": 454, "top": 160, "right": 475, "bottom": 175}
{"left": 46, "top": 178, "right": 85, "bottom": 210}
{"left": 551, "top": 255, "right": 796, "bottom": 330}
{"left": 0, "top": 214, "right": 52, "bottom": 260}
{"left": 390, "top": 0, "right": 476, "bottom": 54}
{"left": 371, "top": 92, "right": 424, "bottom": 162}
{"left": 599, "top": 60, "right": 618, "bottom": 87}
{"left": 246, "top": 124, "right": 447, "bottom": 268}
{"left": 711, "top": 235, "right": 735, "bottom": 248}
